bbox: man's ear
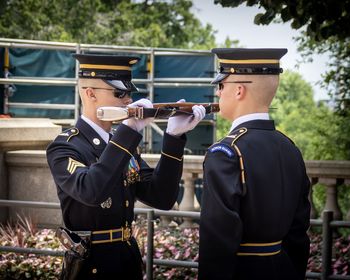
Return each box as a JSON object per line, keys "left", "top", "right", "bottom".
{"left": 235, "top": 84, "right": 246, "bottom": 100}
{"left": 85, "top": 88, "right": 97, "bottom": 101}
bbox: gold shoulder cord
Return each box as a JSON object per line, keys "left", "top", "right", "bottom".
{"left": 231, "top": 144, "right": 247, "bottom": 196}
{"left": 226, "top": 128, "right": 248, "bottom": 196}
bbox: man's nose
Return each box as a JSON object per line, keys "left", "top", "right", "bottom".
{"left": 124, "top": 97, "right": 133, "bottom": 105}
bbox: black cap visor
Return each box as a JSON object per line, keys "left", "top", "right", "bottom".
{"left": 211, "top": 73, "right": 229, "bottom": 84}
{"left": 104, "top": 80, "right": 138, "bottom": 92}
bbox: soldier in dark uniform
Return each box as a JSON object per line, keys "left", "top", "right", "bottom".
{"left": 46, "top": 54, "right": 205, "bottom": 279}
{"left": 198, "top": 48, "right": 311, "bottom": 280}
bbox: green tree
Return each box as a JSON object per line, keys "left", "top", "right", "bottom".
{"left": 271, "top": 70, "right": 348, "bottom": 160}
{"left": 213, "top": 0, "right": 350, "bottom": 109}
{"left": 214, "top": 0, "right": 350, "bottom": 159}
{"left": 0, "top": 0, "right": 217, "bottom": 49}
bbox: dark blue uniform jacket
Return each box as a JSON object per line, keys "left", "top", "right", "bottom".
{"left": 46, "top": 117, "right": 186, "bottom": 279}
{"left": 199, "top": 120, "right": 310, "bottom": 280}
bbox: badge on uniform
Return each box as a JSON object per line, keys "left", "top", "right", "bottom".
{"left": 100, "top": 197, "right": 112, "bottom": 209}
{"left": 208, "top": 143, "right": 235, "bottom": 158}
{"left": 125, "top": 156, "right": 140, "bottom": 184}
{"left": 67, "top": 157, "right": 86, "bottom": 174}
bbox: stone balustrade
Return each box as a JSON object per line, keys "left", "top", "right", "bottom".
{"left": 1, "top": 150, "right": 349, "bottom": 227}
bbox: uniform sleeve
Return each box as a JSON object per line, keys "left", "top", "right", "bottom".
{"left": 199, "top": 146, "right": 244, "bottom": 280}
{"left": 46, "top": 124, "right": 142, "bottom": 206}
{"left": 135, "top": 132, "right": 186, "bottom": 210}
{"left": 282, "top": 163, "right": 311, "bottom": 280}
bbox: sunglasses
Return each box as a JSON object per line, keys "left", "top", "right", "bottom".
{"left": 218, "top": 81, "right": 252, "bottom": 91}
{"left": 82, "top": 87, "right": 132, "bottom": 99}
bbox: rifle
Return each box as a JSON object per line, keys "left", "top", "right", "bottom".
{"left": 97, "top": 102, "right": 220, "bottom": 122}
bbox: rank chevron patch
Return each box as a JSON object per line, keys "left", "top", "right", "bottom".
{"left": 67, "top": 157, "right": 86, "bottom": 174}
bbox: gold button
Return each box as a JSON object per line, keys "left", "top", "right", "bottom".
{"left": 92, "top": 268, "right": 97, "bottom": 274}
{"left": 125, "top": 200, "right": 129, "bottom": 207}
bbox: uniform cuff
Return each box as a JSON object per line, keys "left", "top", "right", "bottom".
{"left": 110, "top": 123, "right": 142, "bottom": 156}
{"left": 162, "top": 132, "right": 186, "bottom": 160}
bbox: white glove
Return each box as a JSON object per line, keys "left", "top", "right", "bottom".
{"left": 166, "top": 99, "right": 206, "bottom": 136}
{"left": 122, "top": 98, "right": 154, "bottom": 132}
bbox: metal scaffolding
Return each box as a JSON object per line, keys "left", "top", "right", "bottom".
{"left": 0, "top": 38, "right": 218, "bottom": 151}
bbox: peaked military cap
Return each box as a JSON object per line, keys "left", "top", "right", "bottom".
{"left": 73, "top": 54, "right": 140, "bottom": 92}
{"left": 211, "top": 48, "right": 288, "bottom": 84}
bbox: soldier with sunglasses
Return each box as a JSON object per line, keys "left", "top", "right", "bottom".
{"left": 46, "top": 54, "right": 205, "bottom": 279}
{"left": 198, "top": 48, "right": 311, "bottom": 280}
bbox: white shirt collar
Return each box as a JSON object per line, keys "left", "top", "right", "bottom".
{"left": 81, "top": 115, "right": 110, "bottom": 144}
{"left": 230, "top": 113, "right": 270, "bottom": 131}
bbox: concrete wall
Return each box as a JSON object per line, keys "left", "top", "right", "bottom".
{"left": 0, "top": 118, "right": 62, "bottom": 225}
{"left": 5, "top": 150, "right": 62, "bottom": 227}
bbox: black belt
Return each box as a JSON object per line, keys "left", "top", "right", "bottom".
{"left": 91, "top": 227, "right": 132, "bottom": 245}
{"left": 237, "top": 240, "right": 282, "bottom": 256}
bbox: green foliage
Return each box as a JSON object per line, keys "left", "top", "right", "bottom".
{"left": 216, "top": 115, "right": 232, "bottom": 140}
{"left": 0, "top": 216, "right": 62, "bottom": 279}
{"left": 213, "top": 0, "right": 350, "bottom": 42}
{"left": 0, "top": 0, "right": 217, "bottom": 49}
{"left": 270, "top": 70, "right": 349, "bottom": 160}
{"left": 214, "top": 0, "right": 350, "bottom": 125}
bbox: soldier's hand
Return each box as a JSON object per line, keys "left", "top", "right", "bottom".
{"left": 122, "top": 98, "right": 154, "bottom": 132}
{"left": 166, "top": 99, "right": 206, "bottom": 136}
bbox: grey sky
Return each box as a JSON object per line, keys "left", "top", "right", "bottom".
{"left": 191, "top": 0, "right": 329, "bottom": 101}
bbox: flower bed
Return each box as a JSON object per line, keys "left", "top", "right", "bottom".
{"left": 0, "top": 217, "right": 349, "bottom": 279}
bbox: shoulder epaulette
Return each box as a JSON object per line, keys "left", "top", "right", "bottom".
{"left": 57, "top": 127, "right": 79, "bottom": 142}
{"left": 223, "top": 127, "right": 248, "bottom": 145}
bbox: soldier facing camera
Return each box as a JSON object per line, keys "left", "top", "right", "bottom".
{"left": 46, "top": 53, "right": 205, "bottom": 279}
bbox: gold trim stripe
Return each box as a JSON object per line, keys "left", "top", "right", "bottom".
{"left": 237, "top": 250, "right": 281, "bottom": 256}
{"left": 237, "top": 240, "right": 282, "bottom": 256}
{"left": 93, "top": 228, "right": 122, "bottom": 234}
{"left": 110, "top": 140, "right": 133, "bottom": 157}
{"left": 161, "top": 151, "right": 183, "bottom": 162}
{"left": 80, "top": 64, "right": 131, "bottom": 71}
{"left": 219, "top": 59, "right": 279, "bottom": 64}
{"left": 240, "top": 240, "right": 282, "bottom": 246}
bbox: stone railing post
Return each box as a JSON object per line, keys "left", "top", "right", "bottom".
{"left": 320, "top": 178, "right": 343, "bottom": 221}
{"left": 309, "top": 177, "right": 318, "bottom": 219}
{"left": 179, "top": 172, "right": 197, "bottom": 228}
